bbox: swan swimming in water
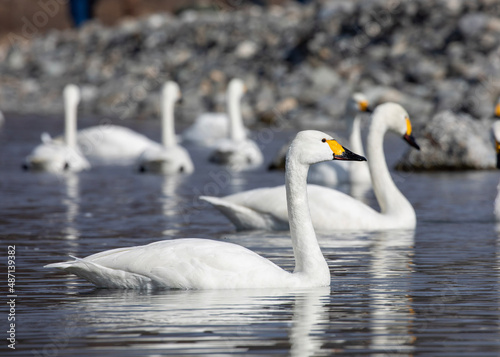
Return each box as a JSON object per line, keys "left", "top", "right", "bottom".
{"left": 207, "top": 79, "right": 263, "bottom": 170}
{"left": 201, "top": 102, "right": 420, "bottom": 231}
{"left": 492, "top": 120, "right": 500, "bottom": 220}
{"left": 23, "top": 85, "right": 91, "bottom": 172}
{"left": 44, "top": 130, "right": 366, "bottom": 289}
{"left": 308, "top": 92, "right": 372, "bottom": 186}
{"left": 182, "top": 78, "right": 247, "bottom": 148}
{"left": 137, "top": 81, "right": 194, "bottom": 174}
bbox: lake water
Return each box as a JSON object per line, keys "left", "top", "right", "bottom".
{"left": 1, "top": 114, "right": 500, "bottom": 356}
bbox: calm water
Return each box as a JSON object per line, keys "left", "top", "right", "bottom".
{"left": 1, "top": 114, "right": 500, "bottom": 356}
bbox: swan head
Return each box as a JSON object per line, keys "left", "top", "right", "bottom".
{"left": 227, "top": 78, "right": 246, "bottom": 99}
{"left": 63, "top": 84, "right": 80, "bottom": 108}
{"left": 163, "top": 81, "right": 181, "bottom": 103}
{"left": 373, "top": 102, "right": 420, "bottom": 150}
{"left": 346, "top": 92, "right": 371, "bottom": 115}
{"left": 289, "top": 130, "right": 366, "bottom": 166}
{"left": 492, "top": 121, "right": 500, "bottom": 169}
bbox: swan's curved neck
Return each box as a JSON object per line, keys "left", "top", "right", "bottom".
{"left": 367, "top": 117, "right": 412, "bottom": 215}
{"left": 162, "top": 93, "right": 176, "bottom": 147}
{"left": 347, "top": 113, "right": 364, "bottom": 156}
{"left": 285, "top": 149, "right": 329, "bottom": 280}
{"left": 64, "top": 98, "right": 77, "bottom": 148}
{"left": 227, "top": 90, "right": 246, "bottom": 141}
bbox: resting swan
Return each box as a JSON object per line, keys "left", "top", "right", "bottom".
{"left": 208, "top": 79, "right": 263, "bottom": 170}
{"left": 137, "top": 81, "right": 194, "bottom": 174}
{"left": 201, "top": 102, "right": 420, "bottom": 231}
{"left": 182, "top": 78, "right": 247, "bottom": 148}
{"left": 23, "top": 85, "right": 91, "bottom": 172}
{"left": 44, "top": 130, "right": 366, "bottom": 289}
{"left": 308, "top": 93, "right": 371, "bottom": 186}
{"left": 492, "top": 121, "right": 500, "bottom": 220}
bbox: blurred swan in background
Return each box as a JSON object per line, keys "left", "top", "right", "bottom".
{"left": 45, "top": 130, "right": 365, "bottom": 289}
{"left": 201, "top": 103, "right": 420, "bottom": 231}
{"left": 137, "top": 81, "right": 194, "bottom": 174}
{"left": 0, "top": 110, "right": 4, "bottom": 127}
{"left": 207, "top": 79, "right": 263, "bottom": 170}
{"left": 182, "top": 78, "right": 247, "bottom": 148}
{"left": 23, "top": 84, "right": 90, "bottom": 172}
{"left": 492, "top": 120, "right": 500, "bottom": 220}
{"left": 308, "top": 92, "right": 371, "bottom": 187}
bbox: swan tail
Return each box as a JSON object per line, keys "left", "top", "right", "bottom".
{"left": 44, "top": 256, "right": 153, "bottom": 289}
{"left": 199, "top": 196, "right": 288, "bottom": 231}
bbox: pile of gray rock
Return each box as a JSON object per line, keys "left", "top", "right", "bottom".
{"left": 0, "top": 0, "right": 499, "bottom": 169}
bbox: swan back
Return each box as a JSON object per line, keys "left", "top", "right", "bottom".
{"left": 63, "top": 84, "right": 80, "bottom": 149}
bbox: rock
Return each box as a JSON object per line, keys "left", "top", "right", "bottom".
{"left": 396, "top": 111, "right": 495, "bottom": 171}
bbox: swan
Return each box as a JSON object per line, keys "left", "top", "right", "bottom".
{"left": 137, "top": 81, "right": 194, "bottom": 174}
{"left": 200, "top": 102, "right": 420, "bottom": 231}
{"left": 308, "top": 92, "right": 371, "bottom": 186}
{"left": 44, "top": 130, "right": 366, "bottom": 289}
{"left": 208, "top": 79, "right": 263, "bottom": 170}
{"left": 182, "top": 78, "right": 246, "bottom": 148}
{"left": 492, "top": 121, "right": 500, "bottom": 220}
{"left": 23, "top": 85, "right": 91, "bottom": 172}
{"left": 496, "top": 98, "right": 500, "bottom": 118}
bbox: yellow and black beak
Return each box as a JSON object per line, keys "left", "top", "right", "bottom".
{"left": 359, "top": 100, "right": 374, "bottom": 113}
{"left": 325, "top": 139, "right": 367, "bottom": 161}
{"left": 495, "top": 103, "right": 500, "bottom": 118}
{"left": 403, "top": 118, "right": 420, "bottom": 150}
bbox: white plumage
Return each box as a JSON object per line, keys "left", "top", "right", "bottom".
{"left": 137, "top": 81, "right": 194, "bottom": 174}
{"left": 45, "top": 130, "right": 365, "bottom": 289}
{"left": 492, "top": 121, "right": 500, "bottom": 221}
{"left": 24, "top": 84, "right": 90, "bottom": 172}
{"left": 201, "top": 102, "right": 420, "bottom": 231}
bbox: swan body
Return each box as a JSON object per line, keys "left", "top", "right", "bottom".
{"left": 208, "top": 79, "right": 263, "bottom": 170}
{"left": 24, "top": 85, "right": 90, "bottom": 172}
{"left": 45, "top": 130, "right": 366, "bottom": 289}
{"left": 137, "top": 81, "right": 194, "bottom": 174}
{"left": 202, "top": 102, "right": 420, "bottom": 231}
{"left": 308, "top": 93, "right": 371, "bottom": 186}
{"left": 182, "top": 78, "right": 248, "bottom": 148}
{"left": 492, "top": 121, "right": 500, "bottom": 220}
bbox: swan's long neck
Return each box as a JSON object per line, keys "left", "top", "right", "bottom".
{"left": 64, "top": 99, "right": 77, "bottom": 149}
{"left": 346, "top": 110, "right": 370, "bottom": 181}
{"left": 162, "top": 93, "right": 176, "bottom": 148}
{"left": 285, "top": 149, "right": 329, "bottom": 280}
{"left": 227, "top": 90, "right": 246, "bottom": 141}
{"left": 367, "top": 117, "right": 413, "bottom": 216}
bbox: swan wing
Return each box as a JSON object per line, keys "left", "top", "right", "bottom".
{"left": 45, "top": 239, "right": 290, "bottom": 289}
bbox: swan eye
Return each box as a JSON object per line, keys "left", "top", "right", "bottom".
{"left": 321, "top": 138, "right": 326, "bottom": 143}
{"left": 63, "top": 162, "right": 70, "bottom": 170}
{"left": 179, "top": 166, "right": 184, "bottom": 173}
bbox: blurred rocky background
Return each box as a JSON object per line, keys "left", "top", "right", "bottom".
{"left": 0, "top": 0, "right": 499, "bottom": 169}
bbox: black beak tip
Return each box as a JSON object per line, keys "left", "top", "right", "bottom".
{"left": 404, "top": 134, "right": 420, "bottom": 151}
{"left": 365, "top": 106, "right": 374, "bottom": 114}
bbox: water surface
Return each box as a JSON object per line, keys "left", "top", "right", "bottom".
{"left": 1, "top": 114, "right": 499, "bottom": 356}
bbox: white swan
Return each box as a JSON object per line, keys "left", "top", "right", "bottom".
{"left": 44, "top": 130, "right": 366, "bottom": 289}
{"left": 137, "top": 81, "right": 194, "bottom": 174}
{"left": 23, "top": 85, "right": 91, "bottom": 172}
{"left": 492, "top": 121, "right": 500, "bottom": 220}
{"left": 201, "top": 102, "right": 420, "bottom": 231}
{"left": 268, "top": 93, "right": 371, "bottom": 183}
{"left": 182, "top": 78, "right": 246, "bottom": 148}
{"left": 208, "top": 79, "right": 263, "bottom": 170}
{"left": 308, "top": 92, "right": 371, "bottom": 186}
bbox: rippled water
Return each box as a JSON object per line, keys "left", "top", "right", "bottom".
{"left": 1, "top": 114, "right": 500, "bottom": 356}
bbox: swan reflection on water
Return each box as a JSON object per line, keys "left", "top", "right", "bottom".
{"left": 60, "top": 287, "right": 330, "bottom": 355}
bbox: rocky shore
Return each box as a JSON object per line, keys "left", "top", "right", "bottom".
{"left": 0, "top": 0, "right": 499, "bottom": 169}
